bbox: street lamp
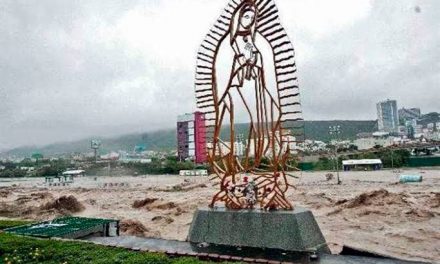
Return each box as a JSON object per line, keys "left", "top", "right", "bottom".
{"left": 329, "top": 125, "right": 342, "bottom": 185}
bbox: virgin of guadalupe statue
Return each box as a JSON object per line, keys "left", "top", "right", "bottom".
{"left": 194, "top": 0, "right": 303, "bottom": 210}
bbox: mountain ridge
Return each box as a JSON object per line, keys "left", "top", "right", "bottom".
{"left": 2, "top": 120, "right": 377, "bottom": 157}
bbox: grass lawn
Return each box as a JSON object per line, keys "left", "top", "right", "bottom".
{"left": 0, "top": 220, "right": 34, "bottom": 231}
{"left": 0, "top": 220, "right": 235, "bottom": 264}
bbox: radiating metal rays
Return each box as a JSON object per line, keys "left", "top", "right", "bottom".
{"left": 195, "top": 0, "right": 303, "bottom": 210}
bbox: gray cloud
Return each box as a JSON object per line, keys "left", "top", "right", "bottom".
{"left": 0, "top": 0, "right": 439, "bottom": 150}
{"left": 296, "top": 0, "right": 440, "bottom": 120}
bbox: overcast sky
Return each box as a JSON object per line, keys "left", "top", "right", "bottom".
{"left": 0, "top": 0, "right": 439, "bottom": 150}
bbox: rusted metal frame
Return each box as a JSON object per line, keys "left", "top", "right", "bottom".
{"left": 257, "top": 68, "right": 269, "bottom": 164}
{"left": 196, "top": 76, "right": 213, "bottom": 81}
{"left": 278, "top": 77, "right": 297, "bottom": 85}
{"left": 259, "top": 69, "right": 281, "bottom": 166}
{"left": 277, "top": 68, "right": 297, "bottom": 77}
{"left": 270, "top": 100, "right": 276, "bottom": 161}
{"left": 276, "top": 62, "right": 296, "bottom": 70}
{"left": 277, "top": 67, "right": 297, "bottom": 76}
{"left": 198, "top": 104, "right": 215, "bottom": 109}
{"left": 197, "top": 64, "right": 213, "bottom": 71}
{"left": 213, "top": 162, "right": 226, "bottom": 175}
{"left": 215, "top": 66, "right": 245, "bottom": 185}
{"left": 213, "top": 100, "right": 230, "bottom": 173}
{"left": 272, "top": 40, "right": 291, "bottom": 51}
{"left": 209, "top": 26, "right": 227, "bottom": 164}
{"left": 218, "top": 64, "right": 247, "bottom": 104}
{"left": 278, "top": 85, "right": 298, "bottom": 92}
{"left": 236, "top": 84, "right": 255, "bottom": 170}
{"left": 252, "top": 68, "right": 262, "bottom": 167}
{"left": 258, "top": 10, "right": 278, "bottom": 25}
{"left": 203, "top": 0, "right": 300, "bottom": 210}
{"left": 257, "top": 0, "right": 271, "bottom": 12}
{"left": 259, "top": 69, "right": 276, "bottom": 165}
{"left": 243, "top": 122, "right": 254, "bottom": 170}
{"left": 235, "top": 156, "right": 245, "bottom": 171}
{"left": 260, "top": 58, "right": 283, "bottom": 168}
{"left": 261, "top": 25, "right": 283, "bottom": 39}
{"left": 196, "top": 88, "right": 213, "bottom": 93}
{"left": 258, "top": 68, "right": 273, "bottom": 160}
{"left": 258, "top": 3, "right": 276, "bottom": 19}
{"left": 258, "top": 22, "right": 280, "bottom": 36}
{"left": 279, "top": 152, "right": 291, "bottom": 192}
{"left": 275, "top": 57, "right": 295, "bottom": 67}
{"left": 226, "top": 92, "right": 236, "bottom": 183}
{"left": 214, "top": 66, "right": 239, "bottom": 196}
{"left": 273, "top": 48, "right": 294, "bottom": 58}
{"left": 264, "top": 26, "right": 293, "bottom": 209}
{"left": 256, "top": 179, "right": 275, "bottom": 189}
{"left": 197, "top": 56, "right": 212, "bottom": 65}
{"left": 274, "top": 194, "right": 292, "bottom": 209}
{"left": 257, "top": 14, "right": 279, "bottom": 30}
{"left": 268, "top": 33, "right": 288, "bottom": 44}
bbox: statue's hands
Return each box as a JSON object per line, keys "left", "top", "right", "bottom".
{"left": 249, "top": 51, "right": 258, "bottom": 64}
{"left": 238, "top": 55, "right": 247, "bottom": 67}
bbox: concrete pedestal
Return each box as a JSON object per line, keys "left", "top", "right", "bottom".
{"left": 188, "top": 207, "right": 330, "bottom": 254}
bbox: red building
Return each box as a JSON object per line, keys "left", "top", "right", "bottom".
{"left": 177, "top": 111, "right": 207, "bottom": 163}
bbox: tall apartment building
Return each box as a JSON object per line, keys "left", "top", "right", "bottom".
{"left": 377, "top": 99, "right": 399, "bottom": 133}
{"left": 177, "top": 112, "right": 207, "bottom": 163}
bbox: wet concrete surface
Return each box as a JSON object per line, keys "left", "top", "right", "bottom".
{"left": 85, "top": 236, "right": 429, "bottom": 264}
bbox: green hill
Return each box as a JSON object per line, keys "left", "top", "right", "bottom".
{"left": 2, "top": 129, "right": 176, "bottom": 157}
{"left": 2, "top": 120, "right": 377, "bottom": 157}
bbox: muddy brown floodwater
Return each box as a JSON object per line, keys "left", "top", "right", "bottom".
{"left": 1, "top": 169, "right": 439, "bottom": 263}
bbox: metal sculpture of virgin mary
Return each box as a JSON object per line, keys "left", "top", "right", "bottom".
{"left": 195, "top": 0, "right": 303, "bottom": 210}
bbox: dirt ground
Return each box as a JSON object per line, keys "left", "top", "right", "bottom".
{"left": 1, "top": 169, "right": 439, "bottom": 263}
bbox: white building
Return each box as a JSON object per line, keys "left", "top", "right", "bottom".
{"left": 353, "top": 137, "right": 394, "bottom": 150}
{"left": 207, "top": 130, "right": 296, "bottom": 158}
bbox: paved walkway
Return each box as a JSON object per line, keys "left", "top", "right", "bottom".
{"left": 85, "top": 236, "right": 427, "bottom": 264}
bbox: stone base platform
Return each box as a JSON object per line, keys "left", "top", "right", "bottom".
{"left": 188, "top": 207, "right": 330, "bottom": 254}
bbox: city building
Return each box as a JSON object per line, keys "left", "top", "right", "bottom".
{"left": 377, "top": 99, "right": 399, "bottom": 133}
{"left": 206, "top": 129, "right": 296, "bottom": 158}
{"left": 398, "top": 107, "right": 421, "bottom": 122}
{"left": 177, "top": 111, "right": 207, "bottom": 163}
{"left": 353, "top": 132, "right": 394, "bottom": 150}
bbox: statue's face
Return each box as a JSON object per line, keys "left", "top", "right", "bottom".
{"left": 240, "top": 10, "right": 255, "bottom": 29}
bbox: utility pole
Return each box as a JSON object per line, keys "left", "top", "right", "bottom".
{"left": 329, "top": 125, "right": 342, "bottom": 185}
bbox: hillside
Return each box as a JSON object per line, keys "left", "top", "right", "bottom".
{"left": 2, "top": 129, "right": 176, "bottom": 157}
{"left": 2, "top": 120, "right": 377, "bottom": 157}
